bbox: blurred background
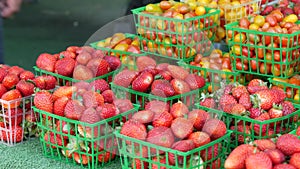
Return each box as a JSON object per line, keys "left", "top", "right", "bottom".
{"left": 3, "top": 0, "right": 131, "bottom": 71}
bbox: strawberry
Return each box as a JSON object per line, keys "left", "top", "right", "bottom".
{"left": 34, "top": 90, "right": 53, "bottom": 113}
{"left": 151, "top": 79, "right": 175, "bottom": 97}
{"left": 223, "top": 84, "right": 234, "bottom": 95}
{"left": 268, "top": 104, "right": 283, "bottom": 118}
{"left": 248, "top": 107, "right": 263, "bottom": 118}
{"left": 98, "top": 103, "right": 118, "bottom": 119}
{"left": 170, "top": 102, "right": 189, "bottom": 118}
{"left": 19, "top": 71, "right": 35, "bottom": 80}
{"left": 113, "top": 69, "right": 138, "bottom": 88}
{"left": 53, "top": 96, "right": 69, "bottom": 117}
{"left": 219, "top": 94, "right": 237, "bottom": 109}
{"left": 281, "top": 101, "right": 295, "bottom": 116}
{"left": 36, "top": 53, "right": 57, "bottom": 72}
{"left": 66, "top": 46, "right": 80, "bottom": 53}
{"left": 252, "top": 113, "right": 270, "bottom": 134}
{"left": 1, "top": 89, "right": 22, "bottom": 108}
{"left": 73, "top": 65, "right": 94, "bottom": 80}
{"left": 89, "top": 79, "right": 110, "bottom": 93}
{"left": 188, "top": 109, "right": 210, "bottom": 130}
{"left": 0, "top": 68, "right": 7, "bottom": 82}
{"left": 245, "top": 152, "right": 272, "bottom": 169}
{"left": 113, "top": 99, "right": 133, "bottom": 114}
{"left": 101, "top": 90, "right": 115, "bottom": 103}
{"left": 276, "top": 134, "right": 300, "bottom": 156}
{"left": 207, "top": 159, "right": 221, "bottom": 169}
{"left": 167, "top": 65, "right": 189, "bottom": 80}
{"left": 273, "top": 164, "right": 297, "bottom": 169}
{"left": 188, "top": 131, "right": 211, "bottom": 148}
{"left": 132, "top": 71, "right": 153, "bottom": 92}
{"left": 56, "top": 120, "right": 75, "bottom": 139}
{"left": 86, "top": 58, "right": 110, "bottom": 76}
{"left": 43, "top": 132, "right": 66, "bottom": 148}
{"left": 152, "top": 111, "right": 173, "bottom": 128}
{"left": 224, "top": 144, "right": 256, "bottom": 169}
{"left": 200, "top": 97, "right": 216, "bottom": 109}
{"left": 264, "top": 149, "right": 285, "bottom": 165}
{"left": 79, "top": 107, "right": 101, "bottom": 138}
{"left": 136, "top": 56, "right": 156, "bottom": 71}
{"left": 239, "top": 93, "right": 252, "bottom": 110}
{"left": 0, "top": 84, "right": 7, "bottom": 98}
{"left": 200, "top": 143, "right": 221, "bottom": 161}
{"left": 151, "top": 156, "right": 168, "bottom": 169}
{"left": 252, "top": 139, "right": 276, "bottom": 151}
{"left": 54, "top": 57, "right": 76, "bottom": 77}
{"left": 120, "top": 119, "right": 147, "bottom": 141}
{"left": 52, "top": 86, "right": 76, "bottom": 101}
{"left": 271, "top": 86, "right": 286, "bottom": 103}
{"left": 290, "top": 153, "right": 300, "bottom": 169}
{"left": 33, "top": 75, "right": 54, "bottom": 90}
{"left": 76, "top": 51, "right": 92, "bottom": 65}
{"left": 230, "top": 104, "right": 246, "bottom": 115}
{"left": 251, "top": 89, "right": 276, "bottom": 110}
{"left": 247, "top": 79, "right": 268, "bottom": 94}
{"left": 232, "top": 85, "right": 248, "bottom": 99}
{"left": 132, "top": 159, "right": 148, "bottom": 169}
{"left": 8, "top": 66, "right": 24, "bottom": 76}
{"left": 73, "top": 152, "right": 91, "bottom": 165}
{"left": 297, "top": 126, "right": 300, "bottom": 136}
{"left": 98, "top": 151, "right": 115, "bottom": 163}
{"left": 16, "top": 80, "right": 35, "bottom": 97}
{"left": 146, "top": 126, "right": 175, "bottom": 149}
{"left": 156, "top": 63, "right": 169, "bottom": 71}
{"left": 64, "top": 100, "right": 85, "bottom": 120}
{"left": 60, "top": 50, "right": 76, "bottom": 59}
{"left": 170, "top": 78, "right": 191, "bottom": 94}
{"left": 82, "top": 91, "right": 104, "bottom": 108}
{"left": 156, "top": 70, "right": 172, "bottom": 81}
{"left": 1, "top": 125, "right": 23, "bottom": 143}
{"left": 103, "top": 55, "right": 121, "bottom": 71}
{"left": 144, "top": 100, "right": 169, "bottom": 114}
{"left": 168, "top": 140, "right": 195, "bottom": 165}
{"left": 132, "top": 110, "right": 154, "bottom": 124}
{"left": 171, "top": 117, "right": 193, "bottom": 139}
{"left": 2, "top": 74, "right": 19, "bottom": 89}
{"left": 184, "top": 74, "right": 206, "bottom": 90}
{"left": 230, "top": 125, "right": 251, "bottom": 144}
{"left": 202, "top": 118, "right": 227, "bottom": 140}
{"left": 5, "top": 108, "right": 23, "bottom": 125}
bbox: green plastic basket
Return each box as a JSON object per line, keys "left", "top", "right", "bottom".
{"left": 33, "top": 104, "right": 139, "bottom": 169}
{"left": 33, "top": 66, "right": 115, "bottom": 86}
{"left": 194, "top": 103, "right": 300, "bottom": 147}
{"left": 225, "top": 21, "right": 300, "bottom": 78}
{"left": 269, "top": 78, "right": 300, "bottom": 104}
{"left": 114, "top": 129, "right": 231, "bottom": 169}
{"left": 289, "top": 129, "right": 300, "bottom": 138}
{"left": 132, "top": 5, "right": 220, "bottom": 60}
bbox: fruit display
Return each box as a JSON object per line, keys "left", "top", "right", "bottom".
{"left": 34, "top": 46, "right": 121, "bottom": 85}
{"left": 133, "top": 0, "right": 220, "bottom": 60}
{"left": 0, "top": 64, "right": 57, "bottom": 145}
{"left": 111, "top": 55, "right": 207, "bottom": 108}
{"left": 224, "top": 134, "right": 300, "bottom": 169}
{"left": 269, "top": 74, "right": 300, "bottom": 103}
{"left": 261, "top": 0, "right": 300, "bottom": 18}
{"left": 115, "top": 101, "right": 231, "bottom": 169}
{"left": 225, "top": 10, "right": 300, "bottom": 78}
{"left": 196, "top": 79, "right": 300, "bottom": 145}
{"left": 33, "top": 84, "right": 139, "bottom": 168}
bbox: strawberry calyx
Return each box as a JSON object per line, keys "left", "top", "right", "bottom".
{"left": 250, "top": 94, "right": 261, "bottom": 109}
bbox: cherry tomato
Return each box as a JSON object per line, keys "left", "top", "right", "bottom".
{"left": 249, "top": 23, "right": 259, "bottom": 30}
{"left": 286, "top": 87, "right": 293, "bottom": 98}
{"left": 257, "top": 42, "right": 265, "bottom": 59}
{"left": 264, "top": 27, "right": 276, "bottom": 46}
{"left": 235, "top": 60, "right": 243, "bottom": 70}
{"left": 265, "top": 15, "right": 278, "bottom": 27}
{"left": 249, "top": 34, "right": 260, "bottom": 43}
{"left": 270, "top": 9, "right": 284, "bottom": 22}
{"left": 271, "top": 65, "right": 281, "bottom": 76}
{"left": 222, "top": 58, "right": 232, "bottom": 69}
{"left": 254, "top": 15, "right": 265, "bottom": 27}
{"left": 265, "top": 52, "right": 272, "bottom": 61}
{"left": 261, "top": 22, "right": 270, "bottom": 31}
{"left": 250, "top": 59, "right": 258, "bottom": 71}
{"left": 259, "top": 63, "right": 271, "bottom": 74}
{"left": 289, "top": 75, "right": 300, "bottom": 85}
{"left": 274, "top": 51, "right": 281, "bottom": 61}
{"left": 239, "top": 17, "right": 250, "bottom": 29}
{"left": 194, "top": 54, "right": 203, "bottom": 64}
{"left": 234, "top": 33, "right": 246, "bottom": 43}
{"left": 267, "top": 43, "right": 278, "bottom": 53}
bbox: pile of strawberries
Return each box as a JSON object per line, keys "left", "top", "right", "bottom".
{"left": 113, "top": 56, "right": 206, "bottom": 97}
{"left": 33, "top": 80, "right": 136, "bottom": 165}
{"left": 36, "top": 46, "right": 121, "bottom": 81}
{"left": 225, "top": 133, "right": 300, "bottom": 169}
{"left": 120, "top": 101, "right": 227, "bottom": 168}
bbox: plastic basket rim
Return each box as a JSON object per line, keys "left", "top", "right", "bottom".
{"left": 0, "top": 94, "right": 32, "bottom": 104}
{"left": 216, "top": 0, "right": 262, "bottom": 9}
{"left": 268, "top": 77, "right": 300, "bottom": 90}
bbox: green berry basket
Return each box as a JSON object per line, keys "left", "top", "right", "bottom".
{"left": 114, "top": 129, "right": 231, "bottom": 169}
{"left": 225, "top": 21, "right": 300, "bottom": 79}
{"left": 268, "top": 78, "right": 300, "bottom": 104}
{"left": 289, "top": 129, "right": 300, "bottom": 138}
{"left": 32, "top": 104, "right": 139, "bottom": 169}
{"left": 194, "top": 103, "right": 300, "bottom": 148}
{"left": 33, "top": 66, "right": 115, "bottom": 86}
{"left": 132, "top": 5, "right": 220, "bottom": 61}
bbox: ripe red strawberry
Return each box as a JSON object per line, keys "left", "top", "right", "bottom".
{"left": 223, "top": 84, "right": 234, "bottom": 95}
{"left": 73, "top": 65, "right": 94, "bottom": 80}
{"left": 8, "top": 66, "right": 24, "bottom": 76}
{"left": 5, "top": 108, "right": 23, "bottom": 125}
{"left": 151, "top": 79, "right": 175, "bottom": 97}
{"left": 0, "top": 83, "right": 7, "bottom": 98}
{"left": 273, "top": 164, "right": 297, "bottom": 169}
{"left": 202, "top": 118, "right": 227, "bottom": 140}
{"left": 188, "top": 109, "right": 210, "bottom": 130}
{"left": 132, "top": 71, "right": 153, "bottom": 92}
{"left": 53, "top": 86, "right": 77, "bottom": 101}
{"left": 184, "top": 74, "right": 206, "bottom": 90}
{"left": 232, "top": 85, "right": 248, "bottom": 99}
{"left": 230, "top": 125, "right": 251, "bottom": 144}
{"left": 230, "top": 104, "right": 246, "bottom": 115}
{"left": 253, "top": 139, "right": 276, "bottom": 151}
{"left": 97, "top": 151, "right": 116, "bottom": 163}
{"left": 168, "top": 140, "right": 195, "bottom": 165}
{"left": 89, "top": 79, "right": 110, "bottom": 93}
{"left": 170, "top": 102, "right": 189, "bottom": 118}
{"left": 207, "top": 159, "right": 221, "bottom": 169}
{"left": 271, "top": 86, "right": 286, "bottom": 103}
{"left": 87, "top": 58, "right": 110, "bottom": 76}
{"left": 152, "top": 111, "right": 173, "bottom": 128}
{"left": 101, "top": 90, "right": 115, "bottom": 103}
{"left": 136, "top": 56, "right": 156, "bottom": 71}
{"left": 264, "top": 149, "right": 285, "bottom": 165}
{"left": 252, "top": 113, "right": 270, "bottom": 134}
{"left": 19, "top": 71, "right": 35, "bottom": 80}
{"left": 200, "top": 97, "right": 216, "bottom": 109}
{"left": 79, "top": 107, "right": 102, "bottom": 138}
{"left": 73, "top": 153, "right": 91, "bottom": 165}
{"left": 171, "top": 117, "right": 193, "bottom": 139}
{"left": 251, "top": 89, "right": 276, "bottom": 110}
{"left": 200, "top": 143, "right": 221, "bottom": 161}
{"left": 113, "top": 69, "right": 138, "bottom": 88}
{"left": 219, "top": 94, "right": 237, "bottom": 109}
{"left": 171, "top": 78, "right": 191, "bottom": 94}
{"left": 156, "top": 70, "right": 172, "bottom": 81}
{"left": 0, "top": 68, "right": 7, "bottom": 83}
{"left": 113, "top": 98, "right": 133, "bottom": 114}
{"left": 188, "top": 131, "right": 210, "bottom": 148}
{"left": 247, "top": 79, "right": 268, "bottom": 94}
{"left": 98, "top": 103, "right": 118, "bottom": 119}
{"left": 16, "top": 80, "right": 35, "bottom": 97}
{"left": 132, "top": 110, "right": 154, "bottom": 124}
{"left": 281, "top": 101, "right": 295, "bottom": 116}
{"left": 151, "top": 156, "right": 168, "bottom": 169}
{"left": 60, "top": 50, "right": 76, "bottom": 59}
{"left": 144, "top": 100, "right": 169, "bottom": 114}
{"left": 245, "top": 152, "right": 272, "bottom": 169}
{"left": 132, "top": 159, "right": 148, "bottom": 169}
{"left": 290, "top": 152, "right": 300, "bottom": 169}
{"left": 64, "top": 100, "right": 85, "bottom": 120}
{"left": 296, "top": 126, "right": 300, "bottom": 136}
{"left": 167, "top": 65, "right": 189, "bottom": 80}
{"left": 248, "top": 107, "right": 263, "bottom": 119}
{"left": 224, "top": 144, "right": 256, "bottom": 169}
{"left": 54, "top": 57, "right": 76, "bottom": 77}
{"left": 36, "top": 53, "right": 57, "bottom": 72}
{"left": 146, "top": 126, "right": 175, "bottom": 148}
{"left": 277, "top": 134, "right": 300, "bottom": 156}
{"left": 239, "top": 93, "right": 252, "bottom": 110}
{"left": 120, "top": 119, "right": 147, "bottom": 141}
{"left": 2, "top": 74, "right": 19, "bottom": 89}
{"left": 268, "top": 104, "right": 283, "bottom": 118}
{"left": 53, "top": 96, "right": 69, "bottom": 117}
{"left": 103, "top": 55, "right": 121, "bottom": 71}
{"left": 156, "top": 63, "right": 169, "bottom": 71}
{"left": 82, "top": 91, "right": 104, "bottom": 108}
{"left": 1, "top": 125, "right": 23, "bottom": 143}
{"left": 56, "top": 120, "right": 75, "bottom": 139}
{"left": 34, "top": 90, "right": 53, "bottom": 113}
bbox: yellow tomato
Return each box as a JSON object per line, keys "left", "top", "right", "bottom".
{"left": 225, "top": 11, "right": 237, "bottom": 21}
{"left": 208, "top": 1, "right": 218, "bottom": 8}
{"left": 104, "top": 37, "right": 112, "bottom": 47}
{"left": 252, "top": 3, "right": 259, "bottom": 13}
{"left": 234, "top": 33, "right": 246, "bottom": 43}
{"left": 216, "top": 26, "right": 226, "bottom": 39}
{"left": 96, "top": 41, "right": 105, "bottom": 48}
{"left": 254, "top": 15, "right": 265, "bottom": 27}
{"left": 195, "top": 6, "right": 206, "bottom": 16}
{"left": 131, "top": 39, "right": 140, "bottom": 47}
{"left": 218, "top": 0, "right": 230, "bottom": 5}
{"left": 219, "top": 8, "right": 224, "bottom": 17}
{"left": 294, "top": 93, "right": 300, "bottom": 103}
{"left": 249, "top": 23, "right": 259, "bottom": 30}
{"left": 221, "top": 69, "right": 233, "bottom": 79}
{"left": 197, "top": 0, "right": 212, "bottom": 5}
{"left": 283, "top": 14, "right": 298, "bottom": 23}
{"left": 231, "top": 45, "right": 241, "bottom": 55}
{"left": 231, "top": 1, "right": 241, "bottom": 6}
{"left": 145, "top": 4, "right": 162, "bottom": 13}
{"left": 208, "top": 9, "right": 219, "bottom": 22}
{"left": 223, "top": 52, "right": 230, "bottom": 58}
{"left": 187, "top": 1, "right": 197, "bottom": 10}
